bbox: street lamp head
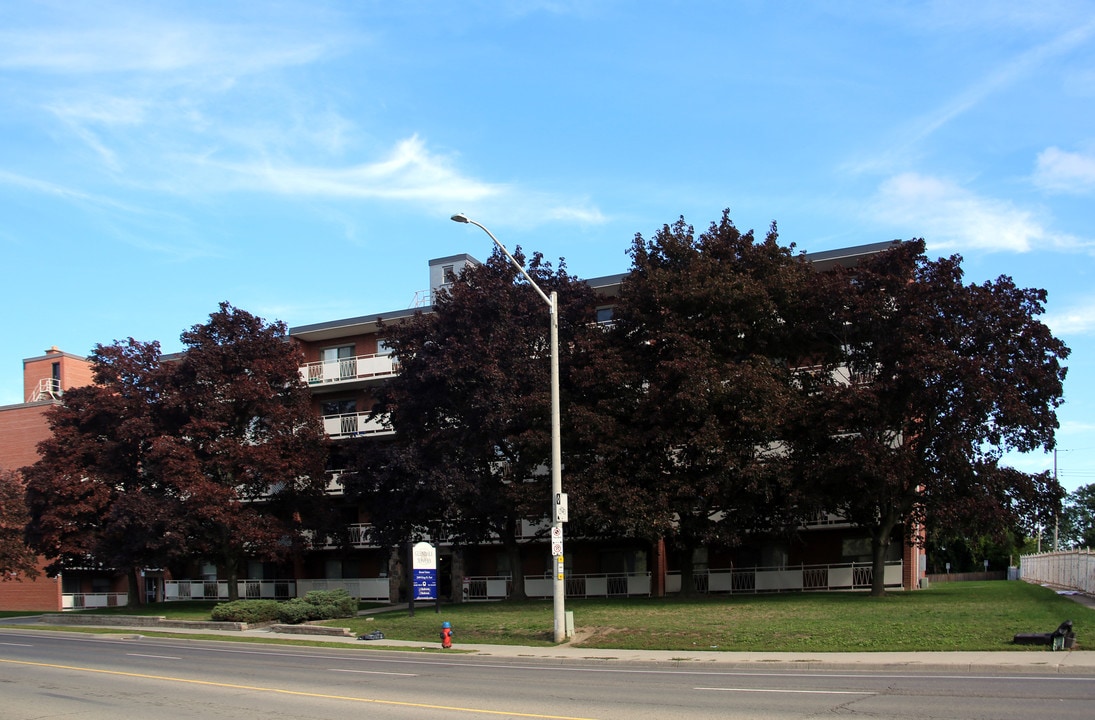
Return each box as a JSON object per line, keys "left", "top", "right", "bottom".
{"left": 450, "top": 213, "right": 470, "bottom": 224}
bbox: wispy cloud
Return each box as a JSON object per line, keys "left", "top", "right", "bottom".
{"left": 913, "top": 18, "right": 1095, "bottom": 143}
{"left": 206, "top": 135, "right": 502, "bottom": 202}
{"left": 1034, "top": 147, "right": 1095, "bottom": 194}
{"left": 0, "top": 169, "right": 220, "bottom": 261}
{"left": 1045, "top": 297, "right": 1095, "bottom": 336}
{"left": 0, "top": 7, "right": 330, "bottom": 77}
{"left": 846, "top": 15, "right": 1095, "bottom": 176}
{"left": 869, "top": 172, "right": 1092, "bottom": 253}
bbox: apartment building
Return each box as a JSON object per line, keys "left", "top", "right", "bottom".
{"left": 286, "top": 244, "right": 922, "bottom": 601}
{"left": 1, "top": 243, "right": 923, "bottom": 610}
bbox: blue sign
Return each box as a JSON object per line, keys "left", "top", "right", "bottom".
{"left": 413, "top": 568, "right": 437, "bottom": 601}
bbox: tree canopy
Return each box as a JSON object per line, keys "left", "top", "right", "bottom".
{"left": 24, "top": 303, "right": 330, "bottom": 601}
{"left": 344, "top": 248, "right": 600, "bottom": 598}
{"left": 0, "top": 469, "right": 39, "bottom": 580}
{"left": 579, "top": 212, "right": 823, "bottom": 593}
{"left": 1060, "top": 484, "right": 1095, "bottom": 550}
{"left": 793, "top": 239, "right": 1068, "bottom": 594}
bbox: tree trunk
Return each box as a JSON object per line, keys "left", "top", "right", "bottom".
{"left": 675, "top": 542, "right": 696, "bottom": 598}
{"left": 869, "top": 517, "right": 897, "bottom": 597}
{"left": 503, "top": 520, "right": 527, "bottom": 600}
{"left": 127, "top": 567, "right": 142, "bottom": 607}
{"left": 225, "top": 560, "right": 240, "bottom": 602}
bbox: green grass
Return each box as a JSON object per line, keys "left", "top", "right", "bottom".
{"left": 16, "top": 582, "right": 1093, "bottom": 652}
{"left": 335, "top": 582, "right": 1093, "bottom": 652}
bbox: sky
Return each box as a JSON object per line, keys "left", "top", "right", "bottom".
{"left": 2, "top": 1, "right": 1094, "bottom": 493}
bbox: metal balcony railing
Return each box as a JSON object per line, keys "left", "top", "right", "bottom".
{"left": 299, "top": 353, "right": 399, "bottom": 386}
{"left": 321, "top": 412, "right": 394, "bottom": 440}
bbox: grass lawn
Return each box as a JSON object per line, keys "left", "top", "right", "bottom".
{"left": 336, "top": 582, "right": 1093, "bottom": 652}
{"left": 14, "top": 582, "right": 1092, "bottom": 652}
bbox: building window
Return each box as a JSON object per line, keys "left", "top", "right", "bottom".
{"left": 443, "top": 265, "right": 455, "bottom": 284}
{"left": 595, "top": 307, "right": 615, "bottom": 324}
{"left": 321, "top": 345, "right": 356, "bottom": 379}
{"left": 377, "top": 338, "right": 393, "bottom": 356}
{"left": 321, "top": 398, "right": 358, "bottom": 416}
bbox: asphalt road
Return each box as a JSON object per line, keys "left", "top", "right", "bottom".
{"left": 3, "top": 629, "right": 1095, "bottom": 719}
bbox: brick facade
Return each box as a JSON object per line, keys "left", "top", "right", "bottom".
{"left": 0, "top": 348, "right": 93, "bottom": 611}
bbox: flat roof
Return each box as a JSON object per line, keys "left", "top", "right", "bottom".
{"left": 289, "top": 241, "right": 902, "bottom": 341}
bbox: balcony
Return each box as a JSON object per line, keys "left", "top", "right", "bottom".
{"left": 322, "top": 411, "right": 394, "bottom": 440}
{"left": 319, "top": 519, "right": 549, "bottom": 550}
{"left": 299, "top": 353, "right": 399, "bottom": 389}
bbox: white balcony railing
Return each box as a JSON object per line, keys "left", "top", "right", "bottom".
{"left": 322, "top": 412, "right": 393, "bottom": 440}
{"left": 667, "top": 561, "right": 903, "bottom": 594}
{"left": 163, "top": 580, "right": 296, "bottom": 601}
{"left": 62, "top": 592, "right": 128, "bottom": 609}
{"left": 300, "top": 353, "right": 399, "bottom": 386}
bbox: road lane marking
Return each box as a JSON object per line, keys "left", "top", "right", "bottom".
{"left": 329, "top": 668, "right": 417, "bottom": 677}
{"left": 0, "top": 658, "right": 597, "bottom": 719}
{"left": 127, "top": 653, "right": 181, "bottom": 660}
{"left": 0, "top": 642, "right": 33, "bottom": 647}
{"left": 696, "top": 687, "right": 877, "bottom": 695}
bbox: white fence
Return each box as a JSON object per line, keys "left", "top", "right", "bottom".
{"left": 667, "top": 561, "right": 902, "bottom": 594}
{"left": 462, "top": 562, "right": 901, "bottom": 600}
{"left": 164, "top": 580, "right": 296, "bottom": 601}
{"left": 462, "top": 573, "right": 652, "bottom": 601}
{"left": 62, "top": 592, "right": 129, "bottom": 609}
{"left": 1020, "top": 550, "right": 1095, "bottom": 595}
{"left": 161, "top": 578, "right": 390, "bottom": 602}
{"left": 297, "top": 578, "right": 391, "bottom": 601}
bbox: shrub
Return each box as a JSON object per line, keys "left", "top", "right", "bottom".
{"left": 302, "top": 589, "right": 357, "bottom": 618}
{"left": 275, "top": 589, "right": 358, "bottom": 624}
{"left": 276, "top": 598, "right": 317, "bottom": 625}
{"left": 211, "top": 600, "right": 281, "bottom": 624}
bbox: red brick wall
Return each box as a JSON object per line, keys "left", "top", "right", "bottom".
{"left": 22, "top": 349, "right": 93, "bottom": 401}
{"left": 294, "top": 333, "right": 382, "bottom": 364}
{"left": 0, "top": 404, "right": 54, "bottom": 472}
{"left": 0, "top": 559, "right": 62, "bottom": 611}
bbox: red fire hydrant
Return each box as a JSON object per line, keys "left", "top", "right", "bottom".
{"left": 440, "top": 621, "right": 453, "bottom": 649}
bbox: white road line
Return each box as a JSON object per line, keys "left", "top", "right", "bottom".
{"left": 127, "top": 653, "right": 181, "bottom": 660}
{"left": 0, "top": 642, "right": 33, "bottom": 647}
{"left": 329, "top": 668, "right": 417, "bottom": 677}
{"left": 696, "top": 687, "right": 877, "bottom": 695}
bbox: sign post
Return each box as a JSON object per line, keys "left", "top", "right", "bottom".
{"left": 412, "top": 542, "right": 438, "bottom": 614}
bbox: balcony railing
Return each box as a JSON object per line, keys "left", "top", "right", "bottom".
{"left": 319, "top": 520, "right": 551, "bottom": 550}
{"left": 62, "top": 592, "right": 128, "bottom": 609}
{"left": 667, "top": 561, "right": 903, "bottom": 594}
{"left": 300, "top": 353, "right": 399, "bottom": 386}
{"left": 28, "top": 378, "right": 62, "bottom": 402}
{"left": 163, "top": 580, "right": 296, "bottom": 601}
{"left": 322, "top": 411, "right": 394, "bottom": 440}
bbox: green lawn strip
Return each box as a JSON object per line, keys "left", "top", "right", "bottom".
{"left": 331, "top": 583, "right": 1093, "bottom": 652}
{"left": 16, "top": 583, "right": 1091, "bottom": 652}
{"left": 6, "top": 624, "right": 457, "bottom": 652}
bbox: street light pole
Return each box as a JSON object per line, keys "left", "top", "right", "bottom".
{"left": 450, "top": 213, "right": 567, "bottom": 643}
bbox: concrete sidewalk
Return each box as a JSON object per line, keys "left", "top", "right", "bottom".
{"left": 4, "top": 612, "right": 1095, "bottom": 675}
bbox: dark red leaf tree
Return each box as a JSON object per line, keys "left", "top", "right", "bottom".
{"left": 0, "top": 469, "right": 39, "bottom": 580}
{"left": 24, "top": 305, "right": 330, "bottom": 604}
{"left": 794, "top": 240, "right": 1069, "bottom": 595}
{"left": 588, "top": 212, "right": 822, "bottom": 595}
{"left": 24, "top": 339, "right": 183, "bottom": 604}
{"left": 161, "top": 303, "right": 331, "bottom": 600}
{"left": 347, "top": 249, "right": 599, "bottom": 600}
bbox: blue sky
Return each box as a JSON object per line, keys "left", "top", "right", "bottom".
{"left": 2, "top": 1, "right": 1094, "bottom": 492}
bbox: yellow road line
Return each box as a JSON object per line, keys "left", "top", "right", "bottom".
{"left": 0, "top": 658, "right": 597, "bottom": 719}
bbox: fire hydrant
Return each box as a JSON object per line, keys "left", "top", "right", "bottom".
{"left": 440, "top": 621, "right": 453, "bottom": 649}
